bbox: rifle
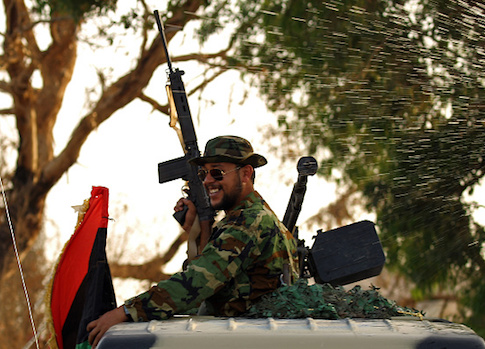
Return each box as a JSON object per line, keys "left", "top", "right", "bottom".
{"left": 283, "top": 156, "right": 386, "bottom": 285}
{"left": 154, "top": 10, "right": 214, "bottom": 260}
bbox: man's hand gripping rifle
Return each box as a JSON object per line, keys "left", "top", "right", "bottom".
{"left": 154, "top": 10, "right": 214, "bottom": 261}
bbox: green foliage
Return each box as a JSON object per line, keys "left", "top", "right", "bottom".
{"left": 245, "top": 278, "right": 423, "bottom": 319}
{"left": 32, "top": 0, "right": 117, "bottom": 20}
{"left": 461, "top": 244, "right": 485, "bottom": 338}
{"left": 195, "top": 0, "right": 485, "bottom": 333}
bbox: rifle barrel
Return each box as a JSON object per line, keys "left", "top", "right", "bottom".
{"left": 154, "top": 10, "right": 173, "bottom": 73}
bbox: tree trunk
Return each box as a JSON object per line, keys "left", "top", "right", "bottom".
{"left": 1, "top": 1, "right": 79, "bottom": 276}
{"left": 0, "top": 0, "right": 204, "bottom": 280}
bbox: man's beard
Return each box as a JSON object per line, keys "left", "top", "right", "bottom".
{"left": 212, "top": 176, "right": 243, "bottom": 211}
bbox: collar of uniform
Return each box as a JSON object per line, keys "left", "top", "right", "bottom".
{"left": 212, "top": 191, "right": 265, "bottom": 237}
{"left": 224, "top": 191, "right": 262, "bottom": 216}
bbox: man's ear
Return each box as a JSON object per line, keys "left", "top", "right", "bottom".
{"left": 240, "top": 165, "right": 254, "bottom": 183}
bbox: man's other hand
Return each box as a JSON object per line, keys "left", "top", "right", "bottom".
{"left": 87, "top": 306, "right": 128, "bottom": 348}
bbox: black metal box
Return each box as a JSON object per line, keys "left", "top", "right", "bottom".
{"left": 308, "top": 220, "right": 386, "bottom": 286}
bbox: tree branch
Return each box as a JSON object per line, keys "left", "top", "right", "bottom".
{"left": 0, "top": 80, "right": 13, "bottom": 94}
{"left": 0, "top": 108, "right": 15, "bottom": 115}
{"left": 38, "top": 1, "right": 205, "bottom": 194}
{"left": 110, "top": 230, "right": 189, "bottom": 282}
{"left": 187, "top": 67, "right": 227, "bottom": 96}
{"left": 138, "top": 93, "right": 170, "bottom": 115}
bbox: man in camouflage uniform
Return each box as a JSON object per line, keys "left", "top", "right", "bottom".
{"left": 88, "top": 136, "right": 298, "bottom": 347}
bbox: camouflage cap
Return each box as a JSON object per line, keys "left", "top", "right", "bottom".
{"left": 189, "top": 136, "right": 267, "bottom": 168}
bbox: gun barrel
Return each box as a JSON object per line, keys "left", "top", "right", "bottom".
{"left": 154, "top": 10, "right": 173, "bottom": 73}
{"left": 282, "top": 156, "right": 318, "bottom": 234}
{"left": 296, "top": 156, "right": 318, "bottom": 176}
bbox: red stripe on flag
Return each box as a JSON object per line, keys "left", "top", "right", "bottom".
{"left": 50, "top": 187, "right": 109, "bottom": 349}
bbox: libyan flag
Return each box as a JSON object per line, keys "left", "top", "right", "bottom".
{"left": 46, "top": 186, "right": 117, "bottom": 349}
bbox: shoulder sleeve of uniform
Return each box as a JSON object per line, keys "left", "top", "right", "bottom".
{"left": 124, "top": 224, "right": 259, "bottom": 322}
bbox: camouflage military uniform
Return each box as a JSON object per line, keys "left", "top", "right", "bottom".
{"left": 124, "top": 191, "right": 298, "bottom": 321}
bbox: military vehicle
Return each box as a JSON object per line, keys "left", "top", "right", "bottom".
{"left": 96, "top": 156, "right": 485, "bottom": 349}
{"left": 97, "top": 316, "right": 485, "bottom": 349}
{"left": 94, "top": 12, "right": 485, "bottom": 349}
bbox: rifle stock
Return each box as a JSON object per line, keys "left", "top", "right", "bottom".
{"left": 154, "top": 10, "right": 214, "bottom": 257}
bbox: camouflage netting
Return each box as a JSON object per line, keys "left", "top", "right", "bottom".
{"left": 245, "top": 278, "right": 423, "bottom": 319}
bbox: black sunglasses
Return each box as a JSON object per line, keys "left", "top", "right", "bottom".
{"left": 197, "top": 166, "right": 241, "bottom": 182}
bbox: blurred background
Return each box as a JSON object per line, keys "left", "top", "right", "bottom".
{"left": 0, "top": 0, "right": 484, "bottom": 347}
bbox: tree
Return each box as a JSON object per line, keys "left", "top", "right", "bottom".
{"left": 0, "top": 0, "right": 229, "bottom": 345}
{"left": 2, "top": 0, "right": 485, "bottom": 344}
{"left": 195, "top": 0, "right": 485, "bottom": 333}
{"left": 0, "top": 0, "right": 207, "bottom": 277}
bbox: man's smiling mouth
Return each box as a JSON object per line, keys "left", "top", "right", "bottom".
{"left": 208, "top": 187, "right": 221, "bottom": 196}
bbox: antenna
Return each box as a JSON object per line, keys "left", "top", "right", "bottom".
{"left": 0, "top": 175, "right": 40, "bottom": 349}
